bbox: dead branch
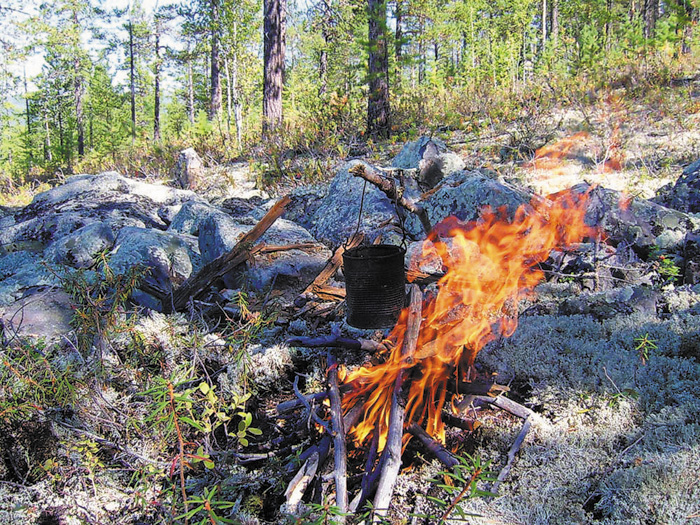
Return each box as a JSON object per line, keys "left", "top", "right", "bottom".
{"left": 276, "top": 383, "right": 354, "bottom": 415}
{"left": 293, "top": 375, "right": 332, "bottom": 434}
{"left": 372, "top": 284, "right": 423, "bottom": 522}
{"left": 349, "top": 163, "right": 432, "bottom": 235}
{"left": 490, "top": 416, "right": 532, "bottom": 495}
{"left": 328, "top": 351, "right": 348, "bottom": 517}
{"left": 471, "top": 394, "right": 534, "bottom": 420}
{"left": 407, "top": 423, "right": 459, "bottom": 468}
{"left": 168, "top": 195, "right": 291, "bottom": 312}
{"left": 285, "top": 451, "right": 320, "bottom": 512}
{"left": 286, "top": 334, "right": 387, "bottom": 353}
{"left": 304, "top": 232, "right": 364, "bottom": 295}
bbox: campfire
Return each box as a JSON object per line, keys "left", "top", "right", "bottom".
{"left": 281, "top": 185, "right": 598, "bottom": 520}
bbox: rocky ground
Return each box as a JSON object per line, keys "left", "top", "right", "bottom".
{"left": 0, "top": 85, "right": 699, "bottom": 524}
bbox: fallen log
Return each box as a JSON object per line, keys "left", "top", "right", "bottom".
{"left": 167, "top": 194, "right": 291, "bottom": 312}
{"left": 349, "top": 163, "right": 432, "bottom": 235}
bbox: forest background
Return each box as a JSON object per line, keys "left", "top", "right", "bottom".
{"left": 0, "top": 0, "right": 698, "bottom": 200}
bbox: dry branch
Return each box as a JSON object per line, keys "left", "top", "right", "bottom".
{"left": 471, "top": 395, "right": 534, "bottom": 420}
{"left": 303, "top": 232, "right": 364, "bottom": 297}
{"left": 286, "top": 334, "right": 387, "bottom": 353}
{"left": 328, "top": 352, "right": 348, "bottom": 517}
{"left": 490, "top": 416, "right": 532, "bottom": 495}
{"left": 168, "top": 195, "right": 291, "bottom": 312}
{"left": 407, "top": 423, "right": 459, "bottom": 468}
{"left": 371, "top": 284, "right": 423, "bottom": 522}
{"left": 285, "top": 451, "right": 320, "bottom": 511}
{"left": 349, "top": 163, "right": 432, "bottom": 235}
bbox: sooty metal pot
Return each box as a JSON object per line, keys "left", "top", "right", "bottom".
{"left": 342, "top": 244, "right": 406, "bottom": 329}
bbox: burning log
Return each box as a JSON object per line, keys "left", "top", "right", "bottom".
{"left": 168, "top": 195, "right": 291, "bottom": 312}
{"left": 349, "top": 163, "right": 432, "bottom": 235}
{"left": 371, "top": 284, "right": 422, "bottom": 521}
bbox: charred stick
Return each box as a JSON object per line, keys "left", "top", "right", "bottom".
{"left": 490, "top": 416, "right": 532, "bottom": 495}
{"left": 349, "top": 428, "right": 381, "bottom": 514}
{"left": 442, "top": 412, "right": 481, "bottom": 431}
{"left": 293, "top": 375, "right": 332, "bottom": 434}
{"left": 286, "top": 335, "right": 387, "bottom": 353}
{"left": 407, "top": 423, "right": 459, "bottom": 468}
{"left": 372, "top": 285, "right": 423, "bottom": 522}
{"left": 349, "top": 163, "right": 432, "bottom": 235}
{"left": 276, "top": 384, "right": 354, "bottom": 415}
{"left": 328, "top": 351, "right": 348, "bottom": 516}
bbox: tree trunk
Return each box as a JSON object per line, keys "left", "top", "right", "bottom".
{"left": 319, "top": 27, "right": 329, "bottom": 97}
{"left": 542, "top": 0, "right": 547, "bottom": 51}
{"left": 209, "top": 0, "right": 222, "bottom": 121}
{"left": 395, "top": 0, "right": 403, "bottom": 88}
{"left": 681, "top": 0, "right": 694, "bottom": 54}
{"left": 74, "top": 56, "right": 85, "bottom": 156}
{"left": 367, "top": 0, "right": 390, "bottom": 138}
{"left": 643, "top": 0, "right": 658, "bottom": 39}
{"left": 263, "top": 0, "right": 286, "bottom": 134}
{"left": 44, "top": 111, "right": 52, "bottom": 163}
{"left": 187, "top": 58, "right": 195, "bottom": 125}
{"left": 551, "top": 0, "right": 559, "bottom": 49}
{"left": 154, "top": 32, "right": 161, "bottom": 141}
{"left": 129, "top": 21, "right": 136, "bottom": 141}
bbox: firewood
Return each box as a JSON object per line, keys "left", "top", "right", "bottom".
{"left": 168, "top": 194, "right": 291, "bottom": 312}
{"left": 293, "top": 375, "right": 332, "bottom": 434}
{"left": 469, "top": 394, "right": 534, "bottom": 420}
{"left": 286, "top": 335, "right": 387, "bottom": 353}
{"left": 371, "top": 284, "right": 423, "bottom": 522}
{"left": 349, "top": 163, "right": 432, "bottom": 235}
{"left": 303, "top": 232, "right": 364, "bottom": 295}
{"left": 407, "top": 423, "right": 459, "bottom": 468}
{"left": 285, "top": 451, "right": 320, "bottom": 512}
{"left": 490, "top": 416, "right": 532, "bottom": 495}
{"left": 328, "top": 351, "right": 348, "bottom": 517}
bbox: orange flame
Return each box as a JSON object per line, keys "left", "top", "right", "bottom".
{"left": 342, "top": 188, "right": 596, "bottom": 449}
{"left": 527, "top": 131, "right": 590, "bottom": 170}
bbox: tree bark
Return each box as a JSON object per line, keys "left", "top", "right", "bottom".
{"left": 129, "top": 20, "right": 136, "bottom": 142}
{"left": 73, "top": 9, "right": 84, "bottom": 157}
{"left": 209, "top": 0, "right": 222, "bottom": 121}
{"left": 263, "top": 0, "right": 286, "bottom": 134}
{"left": 154, "top": 32, "right": 161, "bottom": 141}
{"left": 542, "top": 0, "right": 547, "bottom": 51}
{"left": 367, "top": 0, "right": 390, "bottom": 139}
{"left": 394, "top": 0, "right": 403, "bottom": 88}
{"left": 187, "top": 56, "right": 195, "bottom": 125}
{"left": 643, "top": 0, "right": 658, "bottom": 39}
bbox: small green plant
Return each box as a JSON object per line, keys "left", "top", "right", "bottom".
{"left": 286, "top": 501, "right": 350, "bottom": 525}
{"left": 413, "top": 453, "right": 496, "bottom": 524}
{"left": 634, "top": 333, "right": 658, "bottom": 365}
{"left": 607, "top": 387, "right": 639, "bottom": 408}
{"left": 175, "top": 485, "right": 237, "bottom": 524}
{"left": 648, "top": 246, "right": 681, "bottom": 285}
{"left": 48, "top": 252, "right": 146, "bottom": 359}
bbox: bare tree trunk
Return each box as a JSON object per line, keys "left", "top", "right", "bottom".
{"left": 73, "top": 9, "right": 84, "bottom": 157}
{"left": 542, "top": 0, "right": 547, "bottom": 51}
{"left": 23, "top": 69, "right": 33, "bottom": 168}
{"left": 209, "top": 0, "right": 222, "bottom": 121}
{"left": 551, "top": 0, "right": 559, "bottom": 49}
{"left": 225, "top": 55, "right": 232, "bottom": 138}
{"left": 154, "top": 33, "right": 161, "bottom": 141}
{"left": 395, "top": 0, "right": 403, "bottom": 88}
{"left": 643, "top": 0, "right": 658, "bottom": 39}
{"left": 263, "top": 0, "right": 286, "bottom": 134}
{"left": 44, "top": 111, "right": 52, "bottom": 162}
{"left": 681, "top": 0, "right": 694, "bottom": 54}
{"left": 368, "top": 0, "right": 390, "bottom": 138}
{"left": 319, "top": 27, "right": 329, "bottom": 96}
{"left": 129, "top": 21, "right": 136, "bottom": 142}
{"left": 187, "top": 58, "right": 195, "bottom": 125}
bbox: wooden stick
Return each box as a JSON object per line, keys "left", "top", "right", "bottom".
{"left": 293, "top": 375, "right": 332, "bottom": 434}
{"left": 285, "top": 451, "right": 320, "bottom": 512}
{"left": 372, "top": 284, "right": 423, "bottom": 522}
{"left": 168, "top": 194, "right": 291, "bottom": 312}
{"left": 286, "top": 335, "right": 387, "bottom": 353}
{"left": 349, "top": 428, "right": 381, "bottom": 514}
{"left": 490, "top": 416, "right": 532, "bottom": 495}
{"left": 304, "top": 232, "right": 364, "bottom": 295}
{"left": 407, "top": 423, "right": 459, "bottom": 468}
{"left": 349, "top": 163, "right": 432, "bottom": 235}
{"left": 471, "top": 395, "right": 534, "bottom": 420}
{"left": 328, "top": 351, "right": 348, "bottom": 517}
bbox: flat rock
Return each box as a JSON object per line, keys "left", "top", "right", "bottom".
{"left": 0, "top": 288, "right": 73, "bottom": 341}
{"left": 392, "top": 136, "right": 466, "bottom": 189}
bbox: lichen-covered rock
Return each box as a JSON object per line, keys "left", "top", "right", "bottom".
{"left": 392, "top": 136, "right": 465, "bottom": 189}
{"left": 0, "top": 288, "right": 73, "bottom": 340}
{"left": 578, "top": 184, "right": 700, "bottom": 254}
{"left": 309, "top": 160, "right": 397, "bottom": 246}
{"left": 45, "top": 222, "right": 115, "bottom": 269}
{"left": 559, "top": 286, "right": 658, "bottom": 319}
{"left": 664, "top": 158, "right": 700, "bottom": 214}
{"left": 405, "top": 171, "right": 534, "bottom": 236}
{"left": 284, "top": 186, "right": 328, "bottom": 230}
{"left": 199, "top": 213, "right": 332, "bottom": 290}
{"left": 109, "top": 227, "right": 201, "bottom": 308}
{"left": 168, "top": 200, "right": 226, "bottom": 236}
{"left": 684, "top": 232, "right": 700, "bottom": 285}
{"left": 0, "top": 251, "right": 56, "bottom": 306}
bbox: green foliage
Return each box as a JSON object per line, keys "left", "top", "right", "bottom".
{"left": 634, "top": 332, "right": 658, "bottom": 365}
{"left": 414, "top": 453, "right": 496, "bottom": 524}
{"left": 0, "top": 338, "right": 80, "bottom": 422}
{"left": 648, "top": 245, "right": 681, "bottom": 285}
{"left": 52, "top": 252, "right": 146, "bottom": 357}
